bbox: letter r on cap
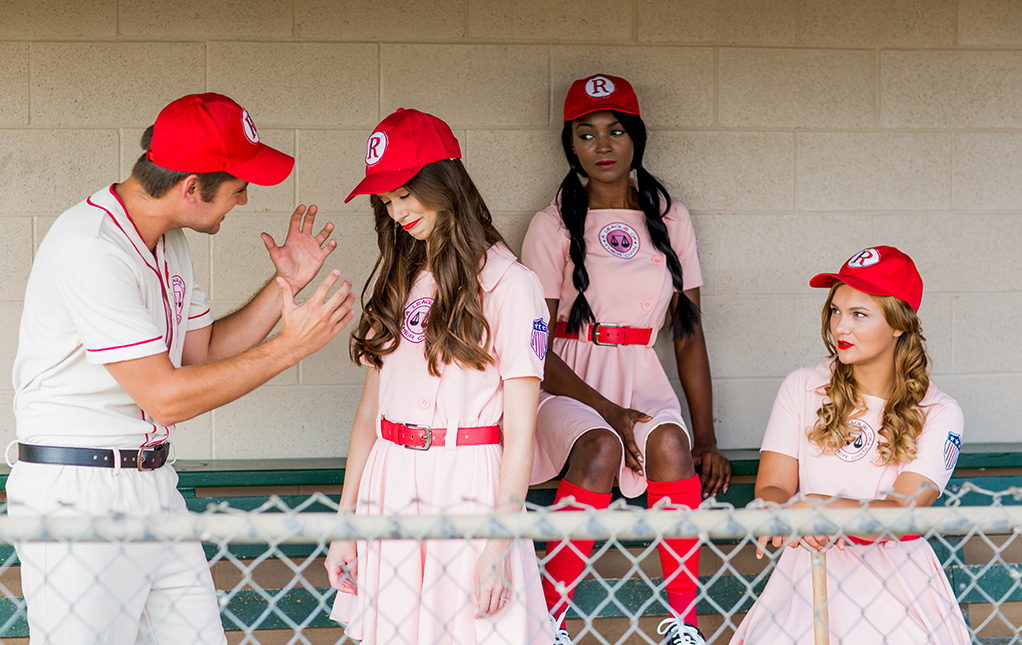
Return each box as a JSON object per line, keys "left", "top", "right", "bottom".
{"left": 366, "top": 132, "right": 387, "bottom": 165}
{"left": 586, "top": 76, "right": 615, "bottom": 98}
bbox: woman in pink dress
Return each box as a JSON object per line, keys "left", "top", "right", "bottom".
{"left": 324, "top": 108, "right": 553, "bottom": 644}
{"left": 731, "top": 246, "right": 970, "bottom": 644}
{"left": 521, "top": 74, "right": 731, "bottom": 645}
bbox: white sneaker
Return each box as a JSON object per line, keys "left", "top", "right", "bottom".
{"left": 549, "top": 612, "right": 574, "bottom": 645}
{"left": 656, "top": 617, "right": 706, "bottom": 645}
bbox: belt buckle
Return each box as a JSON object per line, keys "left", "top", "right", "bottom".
{"left": 136, "top": 444, "right": 163, "bottom": 471}
{"left": 403, "top": 424, "right": 432, "bottom": 450}
{"left": 590, "top": 323, "right": 622, "bottom": 346}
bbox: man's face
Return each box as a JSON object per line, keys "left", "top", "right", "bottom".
{"left": 191, "top": 178, "right": 249, "bottom": 234}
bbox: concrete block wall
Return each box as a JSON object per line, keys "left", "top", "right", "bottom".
{"left": 1, "top": 0, "right": 1020, "bottom": 457}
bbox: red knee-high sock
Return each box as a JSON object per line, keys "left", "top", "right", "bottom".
{"left": 542, "top": 480, "right": 613, "bottom": 617}
{"left": 647, "top": 476, "right": 702, "bottom": 626}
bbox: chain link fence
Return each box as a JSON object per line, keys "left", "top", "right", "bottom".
{"left": 1, "top": 484, "right": 1022, "bottom": 643}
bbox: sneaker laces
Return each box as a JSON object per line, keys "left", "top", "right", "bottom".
{"left": 656, "top": 617, "right": 706, "bottom": 645}
{"left": 549, "top": 612, "right": 574, "bottom": 645}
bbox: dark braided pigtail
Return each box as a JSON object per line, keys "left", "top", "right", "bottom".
{"left": 559, "top": 123, "right": 596, "bottom": 335}
{"left": 618, "top": 112, "right": 700, "bottom": 339}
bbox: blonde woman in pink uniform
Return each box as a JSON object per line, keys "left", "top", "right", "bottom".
{"left": 325, "top": 109, "right": 553, "bottom": 644}
{"left": 732, "top": 246, "right": 970, "bottom": 644}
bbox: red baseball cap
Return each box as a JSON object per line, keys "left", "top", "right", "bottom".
{"left": 563, "top": 74, "right": 640, "bottom": 123}
{"left": 148, "top": 93, "right": 294, "bottom": 186}
{"left": 810, "top": 246, "right": 924, "bottom": 312}
{"left": 345, "top": 108, "right": 462, "bottom": 203}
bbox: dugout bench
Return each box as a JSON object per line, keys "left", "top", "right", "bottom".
{"left": 0, "top": 445, "right": 1020, "bottom": 643}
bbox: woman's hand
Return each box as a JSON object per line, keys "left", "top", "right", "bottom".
{"left": 754, "top": 497, "right": 846, "bottom": 558}
{"left": 692, "top": 443, "right": 731, "bottom": 498}
{"left": 474, "top": 539, "right": 513, "bottom": 617}
{"left": 325, "top": 540, "right": 359, "bottom": 594}
{"left": 599, "top": 402, "right": 652, "bottom": 476}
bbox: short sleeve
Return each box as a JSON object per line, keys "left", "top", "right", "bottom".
{"left": 491, "top": 269, "right": 548, "bottom": 381}
{"left": 187, "top": 279, "right": 213, "bottom": 331}
{"left": 53, "top": 239, "right": 168, "bottom": 364}
{"left": 665, "top": 202, "right": 704, "bottom": 291}
{"left": 903, "top": 398, "right": 965, "bottom": 492}
{"left": 760, "top": 369, "right": 808, "bottom": 459}
{"left": 521, "top": 209, "right": 569, "bottom": 301}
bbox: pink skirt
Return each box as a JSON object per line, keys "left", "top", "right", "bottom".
{"left": 330, "top": 439, "right": 553, "bottom": 645}
{"left": 730, "top": 539, "right": 970, "bottom": 644}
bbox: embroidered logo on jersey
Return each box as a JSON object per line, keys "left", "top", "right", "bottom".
{"left": 171, "top": 276, "right": 186, "bottom": 324}
{"left": 847, "top": 247, "right": 881, "bottom": 269}
{"left": 531, "top": 319, "right": 548, "bottom": 359}
{"left": 836, "top": 418, "right": 876, "bottom": 462}
{"left": 599, "top": 223, "right": 640, "bottom": 259}
{"left": 366, "top": 131, "right": 388, "bottom": 166}
{"left": 944, "top": 432, "right": 962, "bottom": 471}
{"left": 585, "top": 75, "right": 616, "bottom": 98}
{"left": 241, "top": 110, "right": 260, "bottom": 144}
{"left": 402, "top": 297, "right": 433, "bottom": 343}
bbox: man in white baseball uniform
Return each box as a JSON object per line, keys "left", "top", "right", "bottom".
{"left": 6, "top": 93, "right": 355, "bottom": 644}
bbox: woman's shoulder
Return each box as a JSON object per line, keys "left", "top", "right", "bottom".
{"left": 481, "top": 244, "right": 541, "bottom": 292}
{"left": 530, "top": 200, "right": 566, "bottom": 229}
{"left": 780, "top": 361, "right": 833, "bottom": 394}
{"left": 921, "top": 380, "right": 964, "bottom": 420}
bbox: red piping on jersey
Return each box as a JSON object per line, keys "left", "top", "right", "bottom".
{"left": 189, "top": 308, "right": 211, "bottom": 320}
{"left": 86, "top": 336, "right": 163, "bottom": 352}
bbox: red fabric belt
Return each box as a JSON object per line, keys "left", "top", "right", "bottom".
{"left": 380, "top": 419, "right": 501, "bottom": 450}
{"left": 554, "top": 321, "right": 652, "bottom": 346}
{"left": 846, "top": 534, "right": 922, "bottom": 546}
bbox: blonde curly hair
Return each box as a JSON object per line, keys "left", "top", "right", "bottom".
{"left": 807, "top": 284, "right": 930, "bottom": 465}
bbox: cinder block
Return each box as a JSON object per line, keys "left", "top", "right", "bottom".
{"left": 638, "top": 0, "right": 797, "bottom": 44}
{"left": 713, "top": 378, "right": 787, "bottom": 449}
{"left": 468, "top": 0, "right": 631, "bottom": 41}
{"left": 799, "top": 0, "right": 955, "bottom": 46}
{"left": 213, "top": 385, "right": 364, "bottom": 458}
{"left": 297, "top": 130, "right": 376, "bottom": 215}
{"left": 464, "top": 129, "right": 564, "bottom": 214}
{"left": 31, "top": 44, "right": 204, "bottom": 127}
{"left": 646, "top": 131, "right": 794, "bottom": 212}
{"left": 0, "top": 44, "right": 29, "bottom": 127}
{"left": 0, "top": 0, "right": 116, "bottom": 38}
{"left": 705, "top": 214, "right": 874, "bottom": 297}
{"left": 33, "top": 216, "right": 58, "bottom": 252}
{"left": 380, "top": 45, "right": 548, "bottom": 128}
{"left": 794, "top": 295, "right": 831, "bottom": 368}
{"left": 173, "top": 413, "right": 212, "bottom": 460}
{"left": 0, "top": 218, "right": 33, "bottom": 301}
{"left": 295, "top": 0, "right": 465, "bottom": 40}
{"left": 937, "top": 374, "right": 1022, "bottom": 443}
{"left": 300, "top": 330, "right": 364, "bottom": 387}
{"left": 959, "top": 0, "right": 1022, "bottom": 46}
{"left": 917, "top": 294, "right": 953, "bottom": 377}
{"left": 719, "top": 48, "right": 874, "bottom": 128}
{"left": 210, "top": 215, "right": 298, "bottom": 301}
{"left": 208, "top": 43, "right": 379, "bottom": 128}
{"left": 182, "top": 229, "right": 211, "bottom": 296}
{"left": 796, "top": 133, "right": 951, "bottom": 211}
{"left": 874, "top": 213, "right": 1022, "bottom": 293}
{"left": 882, "top": 51, "right": 1022, "bottom": 129}
{"left": 493, "top": 213, "right": 538, "bottom": 257}
{"left": 0, "top": 130, "right": 119, "bottom": 214}
{"left": 119, "top": 0, "right": 292, "bottom": 38}
{"left": 954, "top": 133, "right": 1022, "bottom": 211}
{"left": 953, "top": 293, "right": 1022, "bottom": 373}
{"left": 550, "top": 46, "right": 714, "bottom": 128}
{"left": 208, "top": 301, "right": 297, "bottom": 386}
{"left": 0, "top": 393, "right": 14, "bottom": 457}
{"left": 701, "top": 295, "right": 799, "bottom": 378}
{"left": 0, "top": 304, "right": 24, "bottom": 391}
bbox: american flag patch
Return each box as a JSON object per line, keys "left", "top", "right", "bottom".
{"left": 944, "top": 432, "right": 962, "bottom": 471}
{"left": 531, "top": 319, "right": 548, "bottom": 359}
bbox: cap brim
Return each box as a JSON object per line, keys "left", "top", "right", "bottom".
{"left": 564, "top": 104, "right": 641, "bottom": 123}
{"left": 344, "top": 168, "right": 419, "bottom": 203}
{"left": 228, "top": 144, "right": 295, "bottom": 186}
{"left": 809, "top": 272, "right": 896, "bottom": 300}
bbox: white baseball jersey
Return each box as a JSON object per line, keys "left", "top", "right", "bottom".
{"left": 13, "top": 184, "right": 214, "bottom": 449}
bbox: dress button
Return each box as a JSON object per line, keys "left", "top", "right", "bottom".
{"left": 651, "top": 256, "right": 663, "bottom": 265}
{"left": 418, "top": 398, "right": 430, "bottom": 410}
{"left": 641, "top": 300, "right": 653, "bottom": 311}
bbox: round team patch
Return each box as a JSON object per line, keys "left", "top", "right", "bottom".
{"left": 366, "top": 131, "right": 388, "bottom": 166}
{"left": 847, "top": 247, "right": 881, "bottom": 268}
{"left": 836, "top": 418, "right": 876, "bottom": 463}
{"left": 599, "top": 223, "right": 640, "bottom": 259}
{"left": 586, "top": 75, "right": 616, "bottom": 98}
{"left": 402, "top": 297, "right": 433, "bottom": 343}
{"left": 241, "top": 110, "right": 260, "bottom": 144}
{"left": 171, "top": 276, "right": 186, "bottom": 324}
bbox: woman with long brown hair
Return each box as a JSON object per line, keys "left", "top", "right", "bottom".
{"left": 731, "top": 246, "right": 970, "bottom": 644}
{"left": 324, "top": 109, "right": 552, "bottom": 644}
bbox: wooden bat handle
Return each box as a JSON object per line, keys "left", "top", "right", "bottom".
{"left": 812, "top": 550, "right": 830, "bottom": 645}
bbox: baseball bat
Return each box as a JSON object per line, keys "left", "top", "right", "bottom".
{"left": 812, "top": 550, "right": 830, "bottom": 645}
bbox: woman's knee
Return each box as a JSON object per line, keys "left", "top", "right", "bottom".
{"left": 646, "top": 425, "right": 694, "bottom": 474}
{"left": 567, "top": 430, "right": 623, "bottom": 480}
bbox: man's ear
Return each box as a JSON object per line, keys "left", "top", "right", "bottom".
{"left": 178, "top": 175, "right": 201, "bottom": 203}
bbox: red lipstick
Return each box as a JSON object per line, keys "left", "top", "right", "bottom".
{"left": 596, "top": 160, "right": 615, "bottom": 168}
{"left": 402, "top": 218, "right": 421, "bottom": 231}
{"left": 837, "top": 341, "right": 853, "bottom": 350}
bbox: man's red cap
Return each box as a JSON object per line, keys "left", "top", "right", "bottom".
{"left": 563, "top": 74, "right": 641, "bottom": 123}
{"left": 810, "top": 246, "right": 924, "bottom": 312}
{"left": 345, "top": 108, "right": 461, "bottom": 203}
{"left": 148, "top": 93, "right": 294, "bottom": 186}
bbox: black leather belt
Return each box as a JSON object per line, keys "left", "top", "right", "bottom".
{"left": 18, "top": 442, "right": 169, "bottom": 471}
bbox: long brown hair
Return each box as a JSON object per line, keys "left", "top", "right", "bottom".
{"left": 350, "top": 159, "right": 507, "bottom": 376}
{"left": 809, "top": 283, "right": 930, "bottom": 465}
